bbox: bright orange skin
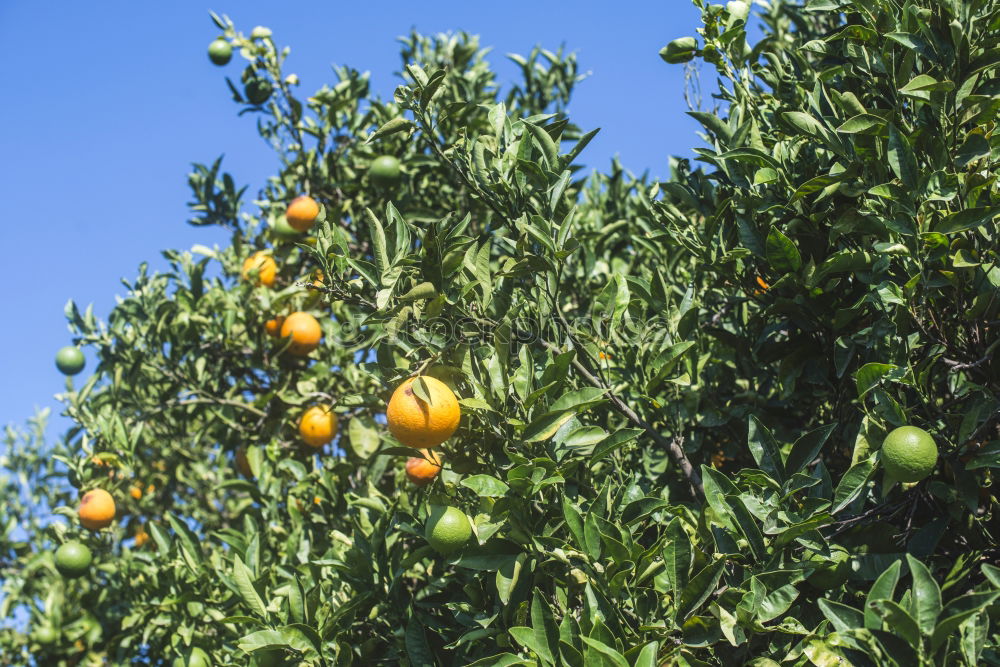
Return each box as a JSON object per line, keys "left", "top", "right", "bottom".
{"left": 264, "top": 316, "right": 286, "bottom": 338}
{"left": 286, "top": 195, "right": 320, "bottom": 232}
{"left": 406, "top": 450, "right": 443, "bottom": 486}
{"left": 386, "top": 376, "right": 460, "bottom": 448}
{"left": 279, "top": 312, "right": 322, "bottom": 356}
{"left": 299, "top": 406, "right": 338, "bottom": 448}
{"left": 242, "top": 251, "right": 277, "bottom": 287}
{"left": 129, "top": 485, "right": 142, "bottom": 500}
{"left": 78, "top": 489, "right": 116, "bottom": 531}
{"left": 235, "top": 446, "right": 252, "bottom": 477}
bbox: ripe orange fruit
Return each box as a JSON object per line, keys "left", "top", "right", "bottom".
{"left": 406, "top": 449, "right": 443, "bottom": 486}
{"left": 299, "top": 406, "right": 338, "bottom": 448}
{"left": 134, "top": 526, "right": 150, "bottom": 548}
{"left": 242, "top": 251, "right": 277, "bottom": 287}
{"left": 386, "top": 376, "right": 461, "bottom": 448}
{"left": 285, "top": 195, "right": 320, "bottom": 232}
{"left": 129, "top": 485, "right": 142, "bottom": 500}
{"left": 264, "top": 316, "right": 286, "bottom": 337}
{"left": 756, "top": 275, "right": 770, "bottom": 291}
{"left": 279, "top": 312, "right": 322, "bottom": 356}
{"left": 78, "top": 489, "right": 116, "bottom": 531}
{"left": 235, "top": 446, "right": 252, "bottom": 477}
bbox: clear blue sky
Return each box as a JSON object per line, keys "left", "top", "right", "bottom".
{"left": 0, "top": 1, "right": 706, "bottom": 436}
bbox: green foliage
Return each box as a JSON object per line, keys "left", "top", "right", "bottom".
{"left": 3, "top": 0, "right": 1000, "bottom": 664}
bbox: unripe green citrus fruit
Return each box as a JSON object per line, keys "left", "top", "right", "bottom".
{"left": 270, "top": 216, "right": 302, "bottom": 241}
{"left": 881, "top": 426, "right": 937, "bottom": 483}
{"left": 173, "top": 647, "right": 210, "bottom": 667}
{"left": 55, "top": 346, "right": 85, "bottom": 375}
{"left": 33, "top": 626, "right": 58, "bottom": 645}
{"left": 368, "top": 155, "right": 402, "bottom": 187}
{"left": 208, "top": 39, "right": 232, "bottom": 66}
{"left": 425, "top": 505, "right": 472, "bottom": 554}
{"left": 245, "top": 78, "right": 273, "bottom": 105}
{"left": 803, "top": 544, "right": 851, "bottom": 590}
{"left": 54, "top": 541, "right": 92, "bottom": 578}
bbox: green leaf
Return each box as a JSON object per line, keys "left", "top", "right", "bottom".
{"left": 366, "top": 117, "right": 413, "bottom": 143}
{"left": 632, "top": 641, "right": 658, "bottom": 667}
{"left": 832, "top": 455, "right": 876, "bottom": 513}
{"left": 347, "top": 416, "right": 380, "bottom": 459}
{"left": 818, "top": 598, "right": 865, "bottom": 633}
{"left": 906, "top": 554, "right": 942, "bottom": 636}
{"left": 785, "top": 423, "right": 836, "bottom": 476}
{"left": 865, "top": 559, "right": 903, "bottom": 630}
{"left": 725, "top": 494, "right": 766, "bottom": 561}
{"left": 525, "top": 121, "right": 559, "bottom": 169}
{"left": 747, "top": 415, "right": 785, "bottom": 483}
{"left": 232, "top": 555, "right": 268, "bottom": 620}
{"left": 496, "top": 554, "right": 526, "bottom": 605}
{"left": 549, "top": 387, "right": 607, "bottom": 413}
{"left": 888, "top": 124, "right": 918, "bottom": 190}
{"left": 676, "top": 557, "right": 725, "bottom": 621}
{"left": 836, "top": 113, "right": 886, "bottom": 134}
{"left": 460, "top": 475, "right": 510, "bottom": 497}
{"left": 510, "top": 626, "right": 555, "bottom": 664}
{"left": 531, "top": 592, "right": 560, "bottom": 665}
{"left": 589, "top": 428, "right": 643, "bottom": 464}
{"left": 523, "top": 410, "right": 576, "bottom": 442}
{"left": 936, "top": 206, "right": 1000, "bottom": 234}
{"left": 955, "top": 134, "right": 991, "bottom": 168}
{"left": 931, "top": 592, "right": 1000, "bottom": 652}
{"left": 579, "top": 636, "right": 629, "bottom": 667}
{"left": 405, "top": 617, "right": 435, "bottom": 665}
{"left": 765, "top": 227, "right": 802, "bottom": 274}
{"left": 869, "top": 599, "right": 921, "bottom": 649}
{"left": 664, "top": 517, "right": 691, "bottom": 600}
{"left": 364, "top": 208, "right": 390, "bottom": 284}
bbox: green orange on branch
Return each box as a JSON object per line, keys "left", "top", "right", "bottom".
{"left": 55, "top": 346, "right": 85, "bottom": 375}
{"left": 54, "top": 541, "right": 93, "bottom": 578}
{"left": 425, "top": 505, "right": 472, "bottom": 554}
{"left": 368, "top": 155, "right": 402, "bottom": 187}
{"left": 881, "top": 426, "right": 938, "bottom": 483}
{"left": 208, "top": 39, "right": 232, "bottom": 65}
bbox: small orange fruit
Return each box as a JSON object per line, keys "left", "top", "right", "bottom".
{"left": 242, "top": 251, "right": 277, "bottom": 287}
{"left": 134, "top": 526, "right": 149, "bottom": 548}
{"left": 286, "top": 195, "right": 320, "bottom": 232}
{"left": 129, "top": 485, "right": 142, "bottom": 500}
{"left": 406, "top": 449, "right": 443, "bottom": 486}
{"left": 299, "top": 406, "right": 338, "bottom": 448}
{"left": 386, "top": 376, "right": 461, "bottom": 448}
{"left": 756, "top": 275, "right": 770, "bottom": 291}
{"left": 235, "top": 446, "right": 252, "bottom": 477}
{"left": 264, "top": 315, "right": 285, "bottom": 337}
{"left": 279, "top": 311, "right": 322, "bottom": 356}
{"left": 78, "top": 489, "right": 116, "bottom": 531}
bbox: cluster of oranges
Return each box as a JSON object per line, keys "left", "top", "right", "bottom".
{"left": 69, "top": 193, "right": 470, "bottom": 564}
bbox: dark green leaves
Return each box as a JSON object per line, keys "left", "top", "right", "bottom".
{"left": 888, "top": 124, "right": 918, "bottom": 190}
{"left": 765, "top": 227, "right": 801, "bottom": 274}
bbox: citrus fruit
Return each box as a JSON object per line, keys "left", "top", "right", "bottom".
{"left": 208, "top": 39, "right": 232, "bottom": 65}
{"left": 173, "top": 646, "right": 211, "bottom": 667}
{"left": 405, "top": 450, "right": 443, "bottom": 486}
{"left": 235, "top": 446, "right": 253, "bottom": 477}
{"left": 881, "top": 426, "right": 938, "bottom": 483}
{"left": 803, "top": 544, "right": 851, "bottom": 590}
{"left": 129, "top": 485, "right": 142, "bottom": 500}
{"left": 78, "top": 489, "right": 116, "bottom": 531}
{"left": 270, "top": 215, "right": 302, "bottom": 241}
{"left": 425, "top": 505, "right": 472, "bottom": 554}
{"left": 285, "top": 195, "right": 320, "bottom": 232}
{"left": 264, "top": 316, "right": 285, "bottom": 338}
{"left": 245, "top": 77, "right": 273, "bottom": 105}
{"left": 54, "top": 541, "right": 92, "bottom": 578}
{"left": 386, "top": 376, "right": 460, "bottom": 448}
{"left": 278, "top": 311, "right": 322, "bottom": 356}
{"left": 33, "top": 626, "right": 58, "bottom": 645}
{"left": 368, "top": 155, "right": 402, "bottom": 187}
{"left": 242, "top": 251, "right": 277, "bottom": 287}
{"left": 134, "top": 525, "right": 150, "bottom": 548}
{"left": 55, "top": 346, "right": 85, "bottom": 375}
{"left": 299, "top": 406, "right": 338, "bottom": 448}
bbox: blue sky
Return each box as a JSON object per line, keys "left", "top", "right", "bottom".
{"left": 0, "top": 1, "right": 706, "bottom": 435}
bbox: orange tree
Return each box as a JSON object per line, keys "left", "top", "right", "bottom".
{"left": 3, "top": 1, "right": 1000, "bottom": 664}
